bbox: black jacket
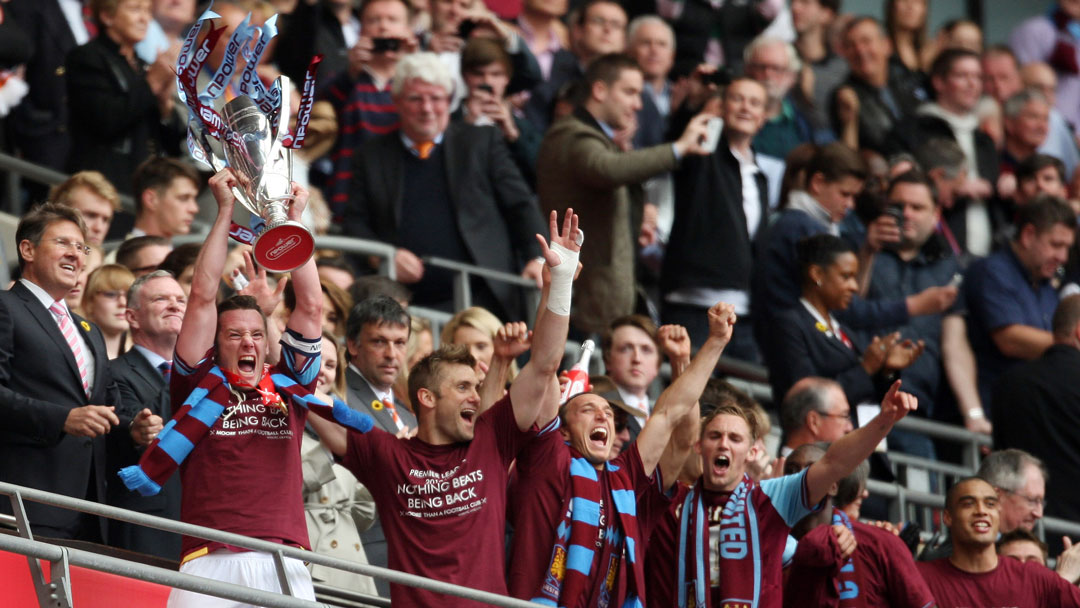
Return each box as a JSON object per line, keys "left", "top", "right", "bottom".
{"left": 106, "top": 348, "right": 182, "bottom": 560}
{"left": 662, "top": 135, "right": 768, "bottom": 295}
{"left": 0, "top": 282, "right": 125, "bottom": 540}
{"left": 65, "top": 35, "right": 181, "bottom": 193}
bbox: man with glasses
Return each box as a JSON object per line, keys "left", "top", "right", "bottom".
{"left": 343, "top": 52, "right": 545, "bottom": 320}
{"left": 778, "top": 377, "right": 852, "bottom": 458}
{"left": 744, "top": 35, "right": 813, "bottom": 161}
{"left": 0, "top": 203, "right": 161, "bottom": 541}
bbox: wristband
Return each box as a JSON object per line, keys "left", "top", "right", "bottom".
{"left": 965, "top": 408, "right": 985, "bottom": 420}
{"left": 545, "top": 241, "right": 579, "bottom": 316}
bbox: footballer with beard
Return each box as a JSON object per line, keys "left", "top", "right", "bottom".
{"left": 506, "top": 301, "right": 737, "bottom": 607}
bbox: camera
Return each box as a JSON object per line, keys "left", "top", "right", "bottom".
{"left": 372, "top": 38, "right": 401, "bottom": 53}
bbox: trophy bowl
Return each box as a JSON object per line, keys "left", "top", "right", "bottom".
{"left": 221, "top": 96, "right": 315, "bottom": 273}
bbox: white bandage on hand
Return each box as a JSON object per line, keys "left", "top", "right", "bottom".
{"left": 545, "top": 242, "right": 579, "bottom": 316}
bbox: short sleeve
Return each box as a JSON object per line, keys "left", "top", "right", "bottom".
{"left": 759, "top": 468, "right": 815, "bottom": 527}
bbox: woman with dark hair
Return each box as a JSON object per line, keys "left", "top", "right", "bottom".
{"left": 885, "top": 0, "right": 931, "bottom": 74}
{"left": 763, "top": 234, "right": 924, "bottom": 406}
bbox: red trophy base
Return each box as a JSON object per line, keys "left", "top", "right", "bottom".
{"left": 253, "top": 223, "right": 315, "bottom": 273}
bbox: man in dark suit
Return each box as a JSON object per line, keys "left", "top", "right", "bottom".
{"left": 106, "top": 270, "right": 186, "bottom": 559}
{"left": 0, "top": 204, "right": 162, "bottom": 541}
{"left": 342, "top": 294, "right": 417, "bottom": 597}
{"left": 343, "top": 52, "right": 546, "bottom": 320}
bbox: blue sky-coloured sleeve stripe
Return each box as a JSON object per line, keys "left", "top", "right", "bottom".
{"left": 760, "top": 468, "right": 814, "bottom": 527}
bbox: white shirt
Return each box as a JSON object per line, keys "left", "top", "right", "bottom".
{"left": 58, "top": 0, "right": 90, "bottom": 46}
{"left": 731, "top": 145, "right": 762, "bottom": 239}
{"left": 617, "top": 386, "right": 651, "bottom": 430}
{"left": 21, "top": 278, "right": 95, "bottom": 393}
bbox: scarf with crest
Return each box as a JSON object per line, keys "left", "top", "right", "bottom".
{"left": 118, "top": 340, "right": 373, "bottom": 497}
{"left": 534, "top": 446, "right": 645, "bottom": 608}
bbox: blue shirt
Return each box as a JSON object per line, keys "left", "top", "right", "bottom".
{"left": 964, "top": 246, "right": 1059, "bottom": 410}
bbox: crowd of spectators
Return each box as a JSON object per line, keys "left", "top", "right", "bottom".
{"left": 4, "top": 0, "right": 1080, "bottom": 605}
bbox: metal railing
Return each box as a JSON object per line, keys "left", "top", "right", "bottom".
{"left": 0, "top": 482, "right": 541, "bottom": 608}
{"left": 0, "top": 152, "right": 137, "bottom": 215}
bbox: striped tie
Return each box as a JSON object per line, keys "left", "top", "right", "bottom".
{"left": 159, "top": 361, "right": 173, "bottom": 383}
{"left": 50, "top": 302, "right": 90, "bottom": 397}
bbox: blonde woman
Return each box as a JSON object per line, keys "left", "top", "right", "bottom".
{"left": 302, "top": 332, "right": 378, "bottom": 595}
{"left": 440, "top": 306, "right": 530, "bottom": 411}
{"left": 80, "top": 264, "right": 135, "bottom": 359}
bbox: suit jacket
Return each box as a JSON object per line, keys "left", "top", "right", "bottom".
{"left": 523, "top": 49, "right": 581, "bottom": 133}
{"left": 536, "top": 108, "right": 678, "bottom": 333}
{"left": 106, "top": 347, "right": 182, "bottom": 559}
{"left": 764, "top": 305, "right": 885, "bottom": 409}
{"left": 5, "top": 0, "right": 79, "bottom": 168}
{"left": 342, "top": 122, "right": 545, "bottom": 316}
{"left": 343, "top": 366, "right": 416, "bottom": 598}
{"left": 0, "top": 281, "right": 123, "bottom": 540}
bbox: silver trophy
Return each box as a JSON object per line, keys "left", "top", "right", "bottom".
{"left": 177, "top": 11, "right": 318, "bottom": 274}
{"left": 217, "top": 84, "right": 314, "bottom": 273}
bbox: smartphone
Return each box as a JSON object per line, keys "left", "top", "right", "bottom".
{"left": 476, "top": 83, "right": 494, "bottom": 94}
{"left": 372, "top": 37, "right": 401, "bottom": 53}
{"left": 701, "top": 117, "right": 723, "bottom": 154}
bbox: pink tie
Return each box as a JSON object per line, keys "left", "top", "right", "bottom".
{"left": 50, "top": 302, "right": 90, "bottom": 397}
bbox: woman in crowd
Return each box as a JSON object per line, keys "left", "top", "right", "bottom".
{"left": 301, "top": 331, "right": 378, "bottom": 596}
{"left": 441, "top": 306, "right": 529, "bottom": 410}
{"left": 66, "top": 245, "right": 104, "bottom": 316}
{"left": 81, "top": 264, "right": 135, "bottom": 359}
{"left": 764, "top": 234, "right": 924, "bottom": 406}
{"left": 65, "top": 0, "right": 181, "bottom": 193}
{"left": 885, "top": 0, "right": 931, "bottom": 74}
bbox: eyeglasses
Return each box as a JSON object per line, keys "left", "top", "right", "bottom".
{"left": 818, "top": 410, "right": 852, "bottom": 421}
{"left": 48, "top": 238, "right": 91, "bottom": 256}
{"left": 1007, "top": 490, "right": 1046, "bottom": 510}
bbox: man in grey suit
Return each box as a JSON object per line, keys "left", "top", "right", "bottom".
{"left": 342, "top": 294, "right": 417, "bottom": 596}
{"left": 106, "top": 270, "right": 187, "bottom": 559}
{"left": 536, "top": 53, "right": 712, "bottom": 334}
{"left": 0, "top": 204, "right": 161, "bottom": 541}
{"left": 342, "top": 52, "right": 547, "bottom": 320}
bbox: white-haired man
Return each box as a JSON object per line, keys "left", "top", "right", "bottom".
{"left": 342, "top": 52, "right": 546, "bottom": 318}
{"left": 744, "top": 35, "right": 812, "bottom": 160}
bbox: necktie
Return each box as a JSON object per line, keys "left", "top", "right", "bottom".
{"left": 80, "top": 2, "right": 97, "bottom": 38}
{"left": 159, "top": 361, "right": 173, "bottom": 383}
{"left": 414, "top": 141, "right": 435, "bottom": 160}
{"left": 383, "top": 398, "right": 405, "bottom": 430}
{"left": 50, "top": 302, "right": 90, "bottom": 397}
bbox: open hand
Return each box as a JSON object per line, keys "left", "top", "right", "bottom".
{"left": 535, "top": 209, "right": 582, "bottom": 268}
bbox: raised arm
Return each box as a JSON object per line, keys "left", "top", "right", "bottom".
{"left": 508, "top": 209, "right": 580, "bottom": 431}
{"left": 805, "top": 380, "right": 917, "bottom": 504}
{"left": 281, "top": 184, "right": 322, "bottom": 372}
{"left": 479, "top": 322, "right": 530, "bottom": 414}
{"left": 174, "top": 169, "right": 237, "bottom": 364}
{"left": 636, "top": 303, "right": 735, "bottom": 478}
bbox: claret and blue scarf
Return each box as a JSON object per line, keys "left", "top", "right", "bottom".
{"left": 118, "top": 331, "right": 374, "bottom": 496}
{"left": 535, "top": 446, "right": 646, "bottom": 608}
